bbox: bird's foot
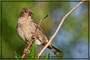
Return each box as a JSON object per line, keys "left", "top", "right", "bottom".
{"left": 24, "top": 49, "right": 30, "bottom": 54}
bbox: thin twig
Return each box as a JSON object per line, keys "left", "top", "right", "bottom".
{"left": 22, "top": 40, "right": 33, "bottom": 58}
{"left": 38, "top": 0, "right": 86, "bottom": 58}
{"left": 39, "top": 15, "right": 48, "bottom": 26}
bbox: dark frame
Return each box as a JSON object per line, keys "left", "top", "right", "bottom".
{"left": 0, "top": 0, "right": 89, "bottom": 59}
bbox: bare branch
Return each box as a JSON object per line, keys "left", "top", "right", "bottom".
{"left": 39, "top": 15, "right": 48, "bottom": 26}
{"left": 38, "top": 0, "right": 86, "bottom": 58}
{"left": 22, "top": 40, "right": 33, "bottom": 58}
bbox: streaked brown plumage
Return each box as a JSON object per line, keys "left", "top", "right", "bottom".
{"left": 17, "top": 8, "right": 62, "bottom": 56}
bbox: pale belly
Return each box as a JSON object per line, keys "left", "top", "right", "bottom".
{"left": 17, "top": 17, "right": 42, "bottom": 45}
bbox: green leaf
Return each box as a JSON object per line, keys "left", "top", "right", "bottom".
{"left": 28, "top": 40, "right": 37, "bottom": 59}
{"left": 15, "top": 52, "right": 21, "bottom": 58}
{"left": 42, "top": 53, "right": 50, "bottom": 60}
{"left": 15, "top": 52, "right": 25, "bottom": 60}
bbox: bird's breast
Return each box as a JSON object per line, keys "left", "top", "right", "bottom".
{"left": 17, "top": 17, "right": 36, "bottom": 42}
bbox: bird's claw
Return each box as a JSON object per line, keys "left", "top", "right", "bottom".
{"left": 24, "top": 49, "right": 30, "bottom": 54}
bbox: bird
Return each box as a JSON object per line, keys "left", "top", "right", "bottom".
{"left": 17, "top": 8, "right": 62, "bottom": 56}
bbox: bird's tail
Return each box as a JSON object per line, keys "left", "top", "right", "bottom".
{"left": 47, "top": 44, "right": 63, "bottom": 56}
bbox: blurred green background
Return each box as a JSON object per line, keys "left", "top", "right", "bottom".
{"left": 0, "top": 0, "right": 89, "bottom": 59}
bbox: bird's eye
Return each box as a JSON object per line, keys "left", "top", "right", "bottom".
{"left": 25, "top": 11, "right": 27, "bottom": 13}
{"left": 29, "top": 11, "right": 32, "bottom": 14}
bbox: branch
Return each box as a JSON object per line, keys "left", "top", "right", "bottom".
{"left": 38, "top": 15, "right": 48, "bottom": 26}
{"left": 21, "top": 40, "right": 33, "bottom": 58}
{"left": 38, "top": 0, "right": 86, "bottom": 58}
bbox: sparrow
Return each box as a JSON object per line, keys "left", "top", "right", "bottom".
{"left": 17, "top": 8, "right": 62, "bottom": 56}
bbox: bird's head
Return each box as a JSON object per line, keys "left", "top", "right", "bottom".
{"left": 20, "top": 8, "right": 33, "bottom": 17}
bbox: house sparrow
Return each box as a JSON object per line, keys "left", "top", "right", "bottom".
{"left": 17, "top": 8, "right": 62, "bottom": 56}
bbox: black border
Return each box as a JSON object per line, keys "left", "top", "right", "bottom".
{"left": 0, "top": 0, "right": 89, "bottom": 59}
{"left": 0, "top": 1, "right": 89, "bottom": 2}
{"left": 1, "top": 1, "right": 2, "bottom": 59}
{"left": 88, "top": 1, "right": 89, "bottom": 59}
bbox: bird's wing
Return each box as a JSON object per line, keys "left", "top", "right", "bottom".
{"left": 31, "top": 20, "right": 49, "bottom": 44}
